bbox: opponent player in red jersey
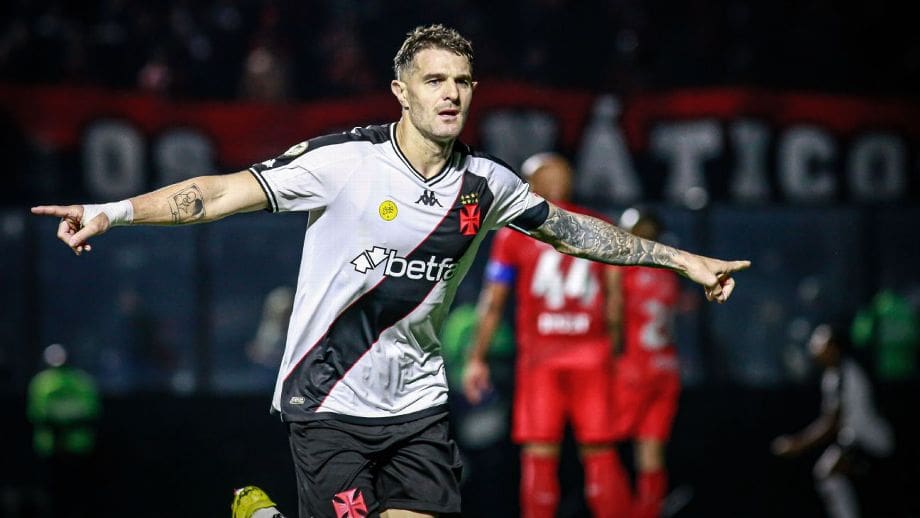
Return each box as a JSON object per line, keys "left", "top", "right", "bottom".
{"left": 463, "top": 153, "right": 631, "bottom": 518}
{"left": 610, "top": 210, "right": 681, "bottom": 518}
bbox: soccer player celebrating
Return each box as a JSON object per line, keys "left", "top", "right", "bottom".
{"left": 609, "top": 210, "right": 682, "bottom": 518}
{"left": 32, "top": 25, "right": 749, "bottom": 518}
{"left": 463, "top": 153, "right": 632, "bottom": 518}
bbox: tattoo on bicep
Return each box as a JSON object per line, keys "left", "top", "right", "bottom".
{"left": 538, "top": 207, "right": 679, "bottom": 268}
{"left": 168, "top": 184, "right": 206, "bottom": 223}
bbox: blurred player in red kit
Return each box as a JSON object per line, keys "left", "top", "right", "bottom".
{"left": 464, "top": 153, "right": 632, "bottom": 518}
{"left": 609, "top": 209, "right": 681, "bottom": 518}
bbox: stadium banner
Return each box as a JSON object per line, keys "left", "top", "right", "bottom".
{"left": 2, "top": 83, "right": 918, "bottom": 204}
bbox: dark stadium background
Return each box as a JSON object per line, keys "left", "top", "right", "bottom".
{"left": 2, "top": 1, "right": 918, "bottom": 517}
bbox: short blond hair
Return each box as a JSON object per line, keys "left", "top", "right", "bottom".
{"left": 393, "top": 24, "right": 474, "bottom": 79}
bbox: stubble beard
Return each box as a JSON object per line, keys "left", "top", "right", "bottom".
{"left": 412, "top": 110, "right": 464, "bottom": 145}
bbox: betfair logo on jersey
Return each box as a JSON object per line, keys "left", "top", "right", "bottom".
{"left": 351, "top": 246, "right": 457, "bottom": 281}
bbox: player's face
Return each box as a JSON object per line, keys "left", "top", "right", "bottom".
{"left": 392, "top": 48, "right": 476, "bottom": 144}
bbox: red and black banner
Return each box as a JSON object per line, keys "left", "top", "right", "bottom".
{"left": 2, "top": 83, "right": 919, "bottom": 204}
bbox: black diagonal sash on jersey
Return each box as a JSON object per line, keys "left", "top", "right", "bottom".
{"left": 280, "top": 171, "right": 496, "bottom": 420}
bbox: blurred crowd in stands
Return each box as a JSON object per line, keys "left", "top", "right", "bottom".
{"left": 2, "top": 0, "right": 918, "bottom": 101}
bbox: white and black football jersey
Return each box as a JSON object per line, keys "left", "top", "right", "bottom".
{"left": 821, "top": 359, "right": 893, "bottom": 457}
{"left": 249, "top": 123, "right": 547, "bottom": 423}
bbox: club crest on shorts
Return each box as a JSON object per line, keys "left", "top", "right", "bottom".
{"left": 332, "top": 488, "right": 368, "bottom": 518}
{"left": 378, "top": 200, "right": 398, "bottom": 221}
{"left": 459, "top": 192, "right": 480, "bottom": 236}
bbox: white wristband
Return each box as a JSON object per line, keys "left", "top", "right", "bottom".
{"left": 81, "top": 200, "right": 134, "bottom": 227}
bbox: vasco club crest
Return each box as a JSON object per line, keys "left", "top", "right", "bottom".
{"left": 459, "top": 192, "right": 480, "bottom": 236}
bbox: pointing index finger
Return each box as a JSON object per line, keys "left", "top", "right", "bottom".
{"left": 725, "top": 260, "right": 751, "bottom": 273}
{"left": 31, "top": 205, "right": 70, "bottom": 218}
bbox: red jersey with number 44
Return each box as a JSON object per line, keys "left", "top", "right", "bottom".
{"left": 486, "top": 204, "right": 612, "bottom": 358}
{"left": 620, "top": 266, "right": 679, "bottom": 370}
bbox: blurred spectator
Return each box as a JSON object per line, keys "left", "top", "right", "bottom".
{"left": 851, "top": 290, "right": 919, "bottom": 382}
{"left": 247, "top": 285, "right": 294, "bottom": 367}
{"left": 240, "top": 41, "right": 291, "bottom": 101}
{"left": 137, "top": 48, "right": 173, "bottom": 95}
{"left": 239, "top": 3, "right": 291, "bottom": 102}
{"left": 27, "top": 343, "right": 101, "bottom": 518}
{"left": 316, "top": 20, "right": 376, "bottom": 96}
{"left": 116, "top": 288, "right": 177, "bottom": 391}
{"left": 1, "top": 0, "right": 917, "bottom": 99}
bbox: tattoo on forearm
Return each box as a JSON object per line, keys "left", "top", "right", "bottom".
{"left": 535, "top": 207, "right": 680, "bottom": 268}
{"left": 168, "top": 184, "right": 206, "bottom": 224}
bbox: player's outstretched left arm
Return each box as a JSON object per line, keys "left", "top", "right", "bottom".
{"left": 529, "top": 203, "right": 751, "bottom": 303}
{"left": 31, "top": 171, "right": 268, "bottom": 255}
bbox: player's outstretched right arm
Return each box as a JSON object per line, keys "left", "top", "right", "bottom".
{"left": 31, "top": 171, "right": 268, "bottom": 255}
{"left": 529, "top": 203, "right": 750, "bottom": 303}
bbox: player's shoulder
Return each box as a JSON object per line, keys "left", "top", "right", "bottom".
{"left": 298, "top": 124, "right": 391, "bottom": 156}
{"left": 311, "top": 124, "right": 391, "bottom": 148}
{"left": 456, "top": 142, "right": 523, "bottom": 181}
{"left": 254, "top": 124, "right": 390, "bottom": 171}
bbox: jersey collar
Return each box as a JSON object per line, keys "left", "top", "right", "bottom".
{"left": 389, "top": 123, "right": 458, "bottom": 186}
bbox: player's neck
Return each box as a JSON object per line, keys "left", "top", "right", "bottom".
{"left": 395, "top": 118, "right": 454, "bottom": 179}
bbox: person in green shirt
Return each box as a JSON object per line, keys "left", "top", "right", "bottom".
{"left": 27, "top": 343, "right": 101, "bottom": 518}
{"left": 851, "top": 290, "right": 919, "bottom": 381}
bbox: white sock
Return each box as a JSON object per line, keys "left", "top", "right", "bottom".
{"left": 818, "top": 474, "right": 860, "bottom": 518}
{"left": 252, "top": 508, "right": 285, "bottom": 518}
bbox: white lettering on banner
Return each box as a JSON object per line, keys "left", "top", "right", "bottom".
{"left": 71, "top": 93, "right": 913, "bottom": 204}
{"left": 83, "top": 123, "right": 215, "bottom": 200}
{"left": 848, "top": 134, "right": 906, "bottom": 202}
{"left": 568, "top": 99, "right": 911, "bottom": 204}
{"left": 83, "top": 121, "right": 145, "bottom": 199}
{"left": 651, "top": 121, "right": 723, "bottom": 206}
{"left": 729, "top": 120, "right": 771, "bottom": 202}
{"left": 481, "top": 111, "right": 557, "bottom": 173}
{"left": 537, "top": 312, "right": 591, "bottom": 335}
{"left": 779, "top": 126, "right": 837, "bottom": 202}
{"left": 155, "top": 129, "right": 214, "bottom": 186}
{"left": 575, "top": 95, "right": 641, "bottom": 204}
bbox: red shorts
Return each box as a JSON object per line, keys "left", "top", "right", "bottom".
{"left": 512, "top": 339, "right": 616, "bottom": 444}
{"left": 612, "top": 358, "right": 681, "bottom": 442}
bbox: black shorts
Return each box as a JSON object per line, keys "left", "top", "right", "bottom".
{"left": 287, "top": 412, "right": 462, "bottom": 518}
